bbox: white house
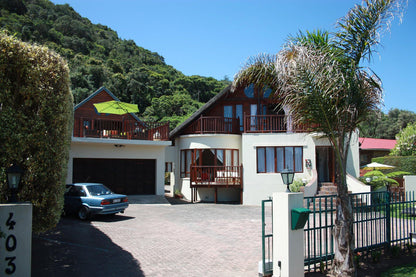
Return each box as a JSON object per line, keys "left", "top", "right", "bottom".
{"left": 167, "top": 84, "right": 365, "bottom": 205}
{"left": 65, "top": 87, "right": 171, "bottom": 196}
{"left": 66, "top": 85, "right": 366, "bottom": 205}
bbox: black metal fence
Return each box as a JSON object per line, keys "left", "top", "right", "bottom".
{"left": 304, "top": 191, "right": 416, "bottom": 273}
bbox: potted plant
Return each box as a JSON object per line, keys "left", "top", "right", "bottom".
{"left": 174, "top": 189, "right": 184, "bottom": 199}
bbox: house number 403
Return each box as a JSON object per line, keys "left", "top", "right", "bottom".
{"left": 4, "top": 212, "right": 17, "bottom": 275}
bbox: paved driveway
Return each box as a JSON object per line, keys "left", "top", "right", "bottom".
{"left": 32, "top": 196, "right": 264, "bottom": 277}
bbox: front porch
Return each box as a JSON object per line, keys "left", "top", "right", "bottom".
{"left": 190, "top": 165, "right": 243, "bottom": 204}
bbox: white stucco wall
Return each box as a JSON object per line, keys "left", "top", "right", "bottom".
{"left": 347, "top": 131, "right": 360, "bottom": 178}
{"left": 67, "top": 138, "right": 171, "bottom": 196}
{"left": 173, "top": 134, "right": 242, "bottom": 201}
{"left": 174, "top": 130, "right": 361, "bottom": 205}
{"left": 242, "top": 133, "right": 317, "bottom": 205}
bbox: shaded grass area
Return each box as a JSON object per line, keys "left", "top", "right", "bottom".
{"left": 305, "top": 248, "right": 416, "bottom": 277}
{"left": 381, "top": 261, "right": 416, "bottom": 277}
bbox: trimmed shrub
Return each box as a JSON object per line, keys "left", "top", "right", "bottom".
{"left": 0, "top": 32, "right": 73, "bottom": 233}
{"left": 373, "top": 156, "right": 416, "bottom": 175}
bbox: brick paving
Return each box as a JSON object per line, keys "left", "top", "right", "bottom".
{"left": 32, "top": 197, "right": 263, "bottom": 277}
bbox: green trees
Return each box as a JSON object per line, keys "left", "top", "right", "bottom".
{"left": 0, "top": 0, "right": 228, "bottom": 129}
{"left": 359, "top": 108, "right": 416, "bottom": 139}
{"left": 0, "top": 32, "right": 73, "bottom": 233}
{"left": 143, "top": 92, "right": 202, "bottom": 128}
{"left": 233, "top": 1, "right": 405, "bottom": 275}
{"left": 391, "top": 122, "right": 416, "bottom": 156}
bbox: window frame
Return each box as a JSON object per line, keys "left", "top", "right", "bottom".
{"left": 180, "top": 148, "right": 239, "bottom": 178}
{"left": 256, "top": 146, "right": 303, "bottom": 173}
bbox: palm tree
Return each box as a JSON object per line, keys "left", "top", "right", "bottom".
{"left": 233, "top": 1, "right": 406, "bottom": 275}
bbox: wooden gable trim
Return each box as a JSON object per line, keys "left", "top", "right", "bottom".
{"left": 74, "top": 86, "right": 119, "bottom": 111}
{"left": 74, "top": 86, "right": 141, "bottom": 122}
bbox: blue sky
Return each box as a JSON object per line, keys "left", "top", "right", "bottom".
{"left": 50, "top": 0, "right": 416, "bottom": 113}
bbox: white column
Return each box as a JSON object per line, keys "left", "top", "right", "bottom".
{"left": 0, "top": 203, "right": 32, "bottom": 277}
{"left": 273, "top": 192, "right": 304, "bottom": 277}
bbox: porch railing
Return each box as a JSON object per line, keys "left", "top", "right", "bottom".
{"left": 74, "top": 117, "right": 169, "bottom": 141}
{"left": 244, "top": 115, "right": 311, "bottom": 133}
{"left": 190, "top": 165, "right": 243, "bottom": 187}
{"left": 185, "top": 115, "right": 312, "bottom": 135}
{"left": 187, "top": 116, "right": 240, "bottom": 134}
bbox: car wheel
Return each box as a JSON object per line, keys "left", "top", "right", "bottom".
{"left": 78, "top": 206, "right": 90, "bottom": 220}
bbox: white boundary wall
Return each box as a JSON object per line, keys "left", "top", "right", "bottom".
{"left": 404, "top": 175, "right": 416, "bottom": 196}
{"left": 273, "top": 192, "right": 304, "bottom": 277}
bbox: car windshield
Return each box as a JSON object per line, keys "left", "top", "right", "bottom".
{"left": 86, "top": 185, "right": 113, "bottom": 196}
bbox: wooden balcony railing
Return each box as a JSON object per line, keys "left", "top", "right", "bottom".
{"left": 185, "top": 115, "right": 311, "bottom": 135}
{"left": 244, "top": 115, "right": 311, "bottom": 133}
{"left": 187, "top": 116, "right": 240, "bottom": 135}
{"left": 190, "top": 165, "right": 243, "bottom": 187}
{"left": 74, "top": 117, "right": 169, "bottom": 141}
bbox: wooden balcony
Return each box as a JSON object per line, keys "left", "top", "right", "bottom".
{"left": 190, "top": 165, "right": 243, "bottom": 204}
{"left": 185, "top": 115, "right": 311, "bottom": 135}
{"left": 186, "top": 116, "right": 240, "bottom": 135}
{"left": 244, "top": 115, "right": 311, "bottom": 133}
{"left": 73, "top": 117, "right": 169, "bottom": 141}
{"left": 190, "top": 165, "right": 243, "bottom": 187}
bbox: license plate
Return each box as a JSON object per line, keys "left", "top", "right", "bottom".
{"left": 113, "top": 199, "right": 121, "bottom": 203}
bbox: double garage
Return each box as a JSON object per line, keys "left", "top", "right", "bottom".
{"left": 73, "top": 158, "right": 156, "bottom": 195}
{"left": 67, "top": 139, "right": 171, "bottom": 196}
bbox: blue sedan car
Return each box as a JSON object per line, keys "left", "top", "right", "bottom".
{"left": 64, "top": 183, "right": 129, "bottom": 220}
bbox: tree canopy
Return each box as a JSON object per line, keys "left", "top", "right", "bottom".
{"left": 0, "top": 0, "right": 230, "bottom": 128}
{"left": 359, "top": 108, "right": 416, "bottom": 139}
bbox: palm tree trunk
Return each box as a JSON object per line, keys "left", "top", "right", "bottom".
{"left": 331, "top": 142, "right": 355, "bottom": 276}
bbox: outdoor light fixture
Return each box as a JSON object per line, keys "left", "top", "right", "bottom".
{"left": 6, "top": 164, "right": 24, "bottom": 203}
{"left": 281, "top": 168, "right": 295, "bottom": 192}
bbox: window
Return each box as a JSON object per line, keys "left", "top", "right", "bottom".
{"left": 236, "top": 104, "right": 243, "bottom": 131}
{"left": 165, "top": 162, "right": 173, "bottom": 172}
{"left": 244, "top": 84, "right": 255, "bottom": 98}
{"left": 180, "top": 149, "right": 239, "bottom": 177}
{"left": 257, "top": 146, "right": 303, "bottom": 173}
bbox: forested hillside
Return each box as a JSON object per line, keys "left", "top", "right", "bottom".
{"left": 0, "top": 0, "right": 230, "bottom": 127}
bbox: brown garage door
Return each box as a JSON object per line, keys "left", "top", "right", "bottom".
{"left": 72, "top": 158, "right": 156, "bottom": 195}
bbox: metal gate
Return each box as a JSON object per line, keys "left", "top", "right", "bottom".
{"left": 261, "top": 199, "right": 273, "bottom": 276}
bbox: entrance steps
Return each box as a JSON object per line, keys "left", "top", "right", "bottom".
{"left": 306, "top": 182, "right": 367, "bottom": 210}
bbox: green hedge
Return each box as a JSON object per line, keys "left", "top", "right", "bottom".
{"left": 372, "top": 156, "right": 416, "bottom": 175}
{"left": 0, "top": 32, "right": 73, "bottom": 233}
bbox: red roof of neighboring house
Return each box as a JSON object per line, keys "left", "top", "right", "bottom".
{"left": 359, "top": 137, "right": 397, "bottom": 150}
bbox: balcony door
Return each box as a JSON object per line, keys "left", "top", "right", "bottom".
{"left": 224, "top": 105, "right": 233, "bottom": 132}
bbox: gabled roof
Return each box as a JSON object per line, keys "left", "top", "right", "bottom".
{"left": 359, "top": 137, "right": 397, "bottom": 150}
{"left": 74, "top": 86, "right": 119, "bottom": 111}
{"left": 169, "top": 84, "right": 232, "bottom": 139}
{"left": 74, "top": 86, "right": 141, "bottom": 122}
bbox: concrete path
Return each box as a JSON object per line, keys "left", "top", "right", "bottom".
{"left": 32, "top": 196, "right": 263, "bottom": 277}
